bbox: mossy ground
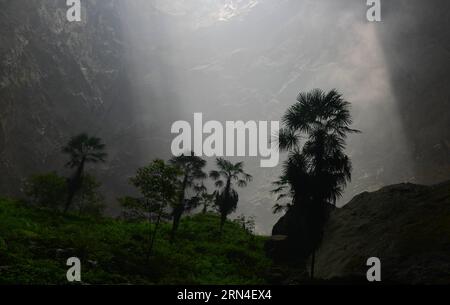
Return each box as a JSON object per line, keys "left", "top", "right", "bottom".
{"left": 0, "top": 199, "right": 271, "bottom": 285}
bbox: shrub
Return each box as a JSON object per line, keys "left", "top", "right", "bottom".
{"left": 23, "top": 172, "right": 104, "bottom": 216}
{"left": 23, "top": 172, "right": 66, "bottom": 209}
{"left": 73, "top": 174, "right": 105, "bottom": 217}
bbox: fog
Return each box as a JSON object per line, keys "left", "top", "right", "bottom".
{"left": 117, "top": 0, "right": 411, "bottom": 233}
{"left": 110, "top": 0, "right": 448, "bottom": 233}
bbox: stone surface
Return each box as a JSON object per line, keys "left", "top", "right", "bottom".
{"left": 315, "top": 181, "right": 450, "bottom": 284}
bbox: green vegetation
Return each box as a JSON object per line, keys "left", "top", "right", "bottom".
{"left": 23, "top": 172, "right": 66, "bottom": 209}
{"left": 169, "top": 152, "right": 207, "bottom": 242}
{"left": 0, "top": 198, "right": 271, "bottom": 285}
{"left": 127, "top": 159, "right": 182, "bottom": 258}
{"left": 0, "top": 89, "right": 360, "bottom": 284}
{"left": 23, "top": 172, "right": 105, "bottom": 217}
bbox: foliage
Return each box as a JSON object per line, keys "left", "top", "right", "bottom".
{"left": 62, "top": 133, "right": 107, "bottom": 169}
{"left": 119, "top": 197, "right": 154, "bottom": 221}
{"left": 0, "top": 199, "right": 271, "bottom": 285}
{"left": 23, "top": 172, "right": 66, "bottom": 210}
{"left": 234, "top": 214, "right": 256, "bottom": 235}
{"left": 130, "top": 160, "right": 181, "bottom": 206}
{"left": 169, "top": 152, "right": 207, "bottom": 241}
{"left": 198, "top": 190, "right": 216, "bottom": 214}
{"left": 23, "top": 172, "right": 104, "bottom": 217}
{"left": 72, "top": 174, "right": 105, "bottom": 217}
{"left": 129, "top": 159, "right": 182, "bottom": 256}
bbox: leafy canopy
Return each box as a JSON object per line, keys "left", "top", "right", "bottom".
{"left": 62, "top": 133, "right": 107, "bottom": 168}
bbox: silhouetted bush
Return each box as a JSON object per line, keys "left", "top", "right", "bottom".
{"left": 23, "top": 172, "right": 66, "bottom": 209}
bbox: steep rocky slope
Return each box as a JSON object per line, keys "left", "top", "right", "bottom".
{"left": 315, "top": 181, "right": 450, "bottom": 284}
{"left": 0, "top": 0, "right": 140, "bottom": 204}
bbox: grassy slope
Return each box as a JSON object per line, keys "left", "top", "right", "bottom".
{"left": 0, "top": 199, "right": 271, "bottom": 285}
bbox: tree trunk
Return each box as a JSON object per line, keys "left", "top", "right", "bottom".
{"left": 170, "top": 174, "right": 188, "bottom": 243}
{"left": 219, "top": 212, "right": 226, "bottom": 234}
{"left": 310, "top": 249, "right": 316, "bottom": 280}
{"left": 219, "top": 179, "right": 231, "bottom": 234}
{"left": 64, "top": 158, "right": 85, "bottom": 213}
{"left": 64, "top": 190, "right": 76, "bottom": 213}
{"left": 170, "top": 208, "right": 182, "bottom": 243}
{"left": 148, "top": 204, "right": 163, "bottom": 259}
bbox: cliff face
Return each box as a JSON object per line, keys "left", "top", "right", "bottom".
{"left": 376, "top": 0, "right": 450, "bottom": 184}
{"left": 0, "top": 0, "right": 140, "bottom": 203}
{"left": 315, "top": 181, "right": 450, "bottom": 284}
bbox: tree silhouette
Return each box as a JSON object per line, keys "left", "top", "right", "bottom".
{"left": 130, "top": 159, "right": 181, "bottom": 258}
{"left": 62, "top": 133, "right": 107, "bottom": 213}
{"left": 169, "top": 152, "right": 207, "bottom": 242}
{"left": 210, "top": 158, "right": 252, "bottom": 233}
{"left": 274, "top": 89, "right": 359, "bottom": 278}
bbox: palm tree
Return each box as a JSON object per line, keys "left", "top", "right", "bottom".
{"left": 274, "top": 89, "right": 359, "bottom": 279}
{"left": 62, "top": 133, "right": 107, "bottom": 213}
{"left": 169, "top": 152, "right": 207, "bottom": 242}
{"left": 210, "top": 158, "right": 252, "bottom": 233}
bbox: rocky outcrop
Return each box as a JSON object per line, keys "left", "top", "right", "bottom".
{"left": 316, "top": 181, "right": 450, "bottom": 284}
{"left": 270, "top": 181, "right": 450, "bottom": 284}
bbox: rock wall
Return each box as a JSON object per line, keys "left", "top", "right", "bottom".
{"left": 0, "top": 0, "right": 141, "bottom": 207}
{"left": 315, "top": 181, "right": 450, "bottom": 284}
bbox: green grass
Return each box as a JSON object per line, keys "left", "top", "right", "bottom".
{"left": 0, "top": 198, "right": 271, "bottom": 285}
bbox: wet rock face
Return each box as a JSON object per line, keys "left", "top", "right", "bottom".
{"left": 376, "top": 0, "right": 450, "bottom": 183}
{"left": 315, "top": 181, "right": 450, "bottom": 284}
{"left": 0, "top": 0, "right": 138, "bottom": 200}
